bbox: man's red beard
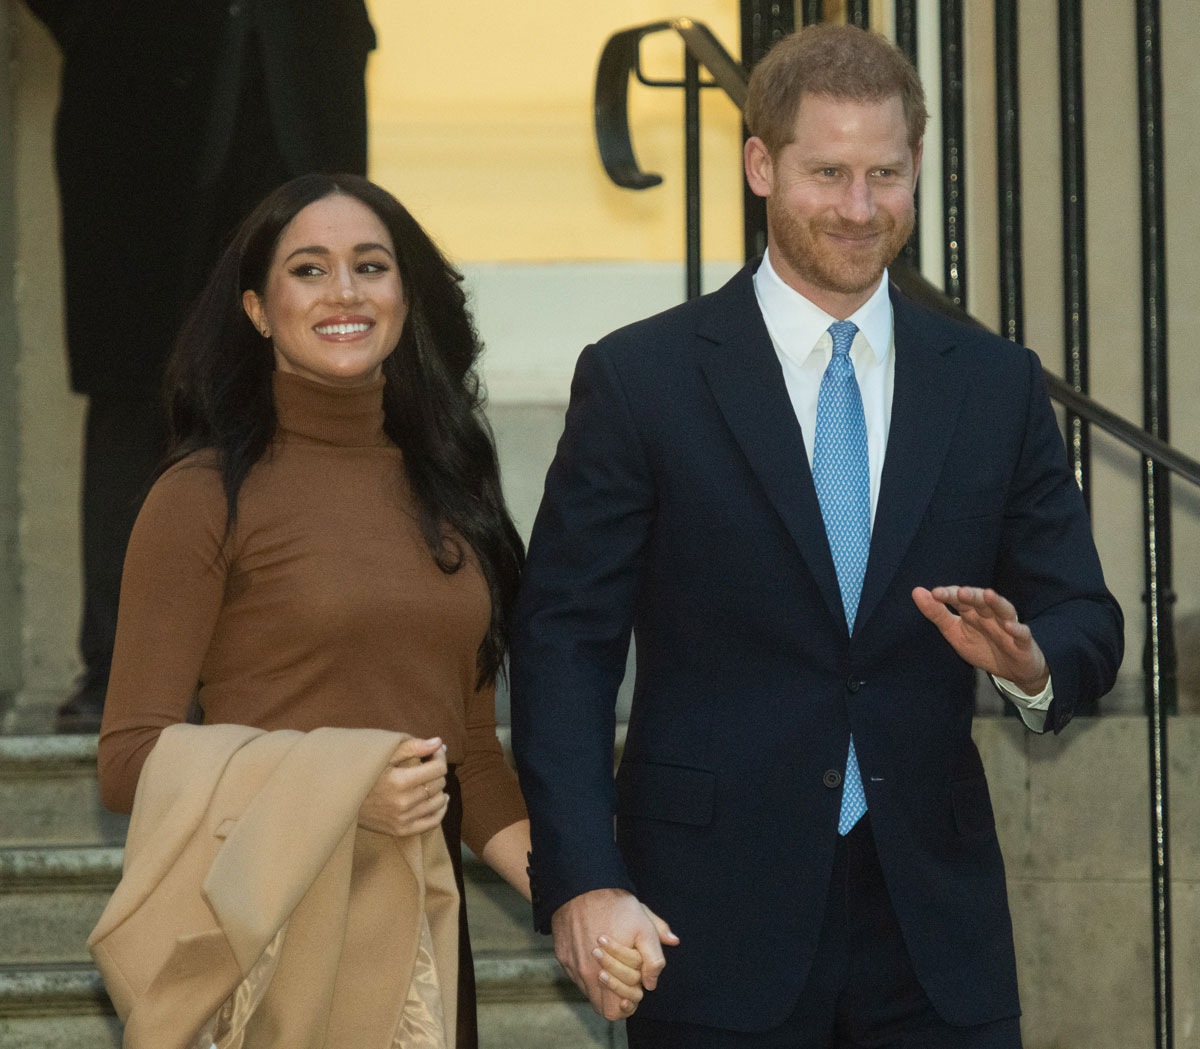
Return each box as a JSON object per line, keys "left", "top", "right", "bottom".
{"left": 768, "top": 198, "right": 915, "bottom": 299}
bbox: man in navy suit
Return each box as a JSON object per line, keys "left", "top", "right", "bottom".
{"left": 510, "top": 23, "right": 1122, "bottom": 1049}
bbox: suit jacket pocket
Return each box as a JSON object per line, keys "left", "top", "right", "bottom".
{"left": 951, "top": 775, "right": 996, "bottom": 838}
{"left": 616, "top": 761, "right": 716, "bottom": 827}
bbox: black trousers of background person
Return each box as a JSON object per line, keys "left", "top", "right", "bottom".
{"left": 74, "top": 396, "right": 169, "bottom": 712}
{"left": 626, "top": 816, "right": 1023, "bottom": 1049}
{"left": 61, "top": 41, "right": 290, "bottom": 725}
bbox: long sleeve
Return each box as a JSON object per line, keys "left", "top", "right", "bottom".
{"left": 994, "top": 350, "right": 1123, "bottom": 732}
{"left": 97, "top": 459, "right": 230, "bottom": 812}
{"left": 510, "top": 343, "right": 654, "bottom": 927}
{"left": 455, "top": 680, "right": 527, "bottom": 855}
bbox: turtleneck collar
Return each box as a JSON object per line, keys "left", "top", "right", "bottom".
{"left": 272, "top": 371, "right": 388, "bottom": 448}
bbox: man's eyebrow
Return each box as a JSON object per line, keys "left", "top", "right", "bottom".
{"left": 283, "top": 242, "right": 395, "bottom": 262}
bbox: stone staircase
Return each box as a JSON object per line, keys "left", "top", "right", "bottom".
{"left": 0, "top": 735, "right": 627, "bottom": 1049}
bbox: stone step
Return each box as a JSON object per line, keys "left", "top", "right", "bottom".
{"left": 0, "top": 737, "right": 127, "bottom": 847}
{"left": 0, "top": 847, "right": 619, "bottom": 1046}
{"left": 0, "top": 846, "right": 544, "bottom": 964}
{"left": 0, "top": 847, "right": 122, "bottom": 965}
{"left": 0, "top": 958, "right": 626, "bottom": 1049}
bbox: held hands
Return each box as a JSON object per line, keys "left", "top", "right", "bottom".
{"left": 357, "top": 736, "right": 450, "bottom": 837}
{"left": 552, "top": 888, "right": 679, "bottom": 1020}
{"left": 912, "top": 585, "right": 1049, "bottom": 694}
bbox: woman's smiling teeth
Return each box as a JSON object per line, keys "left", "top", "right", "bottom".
{"left": 315, "top": 321, "right": 372, "bottom": 335}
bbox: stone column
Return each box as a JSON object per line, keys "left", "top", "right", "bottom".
{"left": 0, "top": 0, "right": 25, "bottom": 713}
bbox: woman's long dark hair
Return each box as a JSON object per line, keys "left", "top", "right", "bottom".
{"left": 165, "top": 173, "right": 524, "bottom": 686}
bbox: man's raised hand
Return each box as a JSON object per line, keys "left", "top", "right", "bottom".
{"left": 912, "top": 585, "right": 1049, "bottom": 694}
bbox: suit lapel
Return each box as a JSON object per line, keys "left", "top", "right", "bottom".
{"left": 855, "top": 286, "right": 967, "bottom": 633}
{"left": 695, "top": 268, "right": 847, "bottom": 628}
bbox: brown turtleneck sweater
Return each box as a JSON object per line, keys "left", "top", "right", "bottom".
{"left": 98, "top": 371, "right": 527, "bottom": 854}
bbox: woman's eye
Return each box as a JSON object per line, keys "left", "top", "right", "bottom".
{"left": 289, "top": 263, "right": 325, "bottom": 278}
{"left": 358, "top": 260, "right": 390, "bottom": 274}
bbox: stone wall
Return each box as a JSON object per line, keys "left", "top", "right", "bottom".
{"left": 975, "top": 716, "right": 1198, "bottom": 1049}
{"left": 0, "top": 1, "right": 24, "bottom": 704}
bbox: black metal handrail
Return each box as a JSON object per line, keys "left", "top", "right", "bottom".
{"left": 593, "top": 17, "right": 1200, "bottom": 493}
{"left": 596, "top": 19, "right": 747, "bottom": 300}
{"left": 596, "top": 18, "right": 746, "bottom": 190}
{"left": 884, "top": 266, "right": 1200, "bottom": 488}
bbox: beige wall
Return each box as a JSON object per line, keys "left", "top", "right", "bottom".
{"left": 9, "top": 3, "right": 83, "bottom": 700}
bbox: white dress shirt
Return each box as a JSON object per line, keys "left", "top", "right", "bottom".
{"left": 752, "top": 249, "right": 1052, "bottom": 731}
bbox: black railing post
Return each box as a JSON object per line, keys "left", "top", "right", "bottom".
{"left": 739, "top": 1, "right": 794, "bottom": 262}
{"left": 846, "top": 0, "right": 869, "bottom": 30}
{"left": 685, "top": 51, "right": 702, "bottom": 300}
{"left": 1058, "top": 0, "right": 1092, "bottom": 510}
{"left": 894, "top": 0, "right": 921, "bottom": 271}
{"left": 800, "top": 0, "right": 823, "bottom": 26}
{"left": 994, "top": 0, "right": 1022, "bottom": 345}
{"left": 741, "top": 0, "right": 796, "bottom": 64}
{"left": 1136, "top": 2, "right": 1175, "bottom": 1047}
{"left": 939, "top": 0, "right": 966, "bottom": 307}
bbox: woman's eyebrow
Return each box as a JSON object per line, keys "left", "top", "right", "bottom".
{"left": 283, "top": 242, "right": 395, "bottom": 262}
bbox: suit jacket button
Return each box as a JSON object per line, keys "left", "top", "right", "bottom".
{"left": 823, "top": 769, "right": 842, "bottom": 789}
{"left": 847, "top": 676, "right": 864, "bottom": 693}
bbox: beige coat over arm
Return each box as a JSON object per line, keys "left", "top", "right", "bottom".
{"left": 89, "top": 723, "right": 459, "bottom": 1049}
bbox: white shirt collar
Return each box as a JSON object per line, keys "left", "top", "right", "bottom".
{"left": 754, "top": 247, "right": 894, "bottom": 371}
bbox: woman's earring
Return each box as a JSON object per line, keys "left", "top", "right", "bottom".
{"left": 261, "top": 327, "right": 271, "bottom": 338}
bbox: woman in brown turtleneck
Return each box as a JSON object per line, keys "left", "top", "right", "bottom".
{"left": 97, "top": 174, "right": 644, "bottom": 1044}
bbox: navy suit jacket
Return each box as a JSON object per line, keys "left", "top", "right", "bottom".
{"left": 510, "top": 264, "right": 1122, "bottom": 1031}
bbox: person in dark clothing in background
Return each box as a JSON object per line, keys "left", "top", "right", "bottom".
{"left": 23, "top": 0, "right": 376, "bottom": 733}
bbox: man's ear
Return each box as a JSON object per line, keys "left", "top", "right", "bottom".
{"left": 911, "top": 137, "right": 924, "bottom": 188}
{"left": 242, "top": 289, "right": 266, "bottom": 334}
{"left": 744, "top": 136, "right": 774, "bottom": 199}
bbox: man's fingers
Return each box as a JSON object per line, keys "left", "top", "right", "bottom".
{"left": 1004, "top": 618, "right": 1033, "bottom": 645}
{"left": 912, "top": 586, "right": 954, "bottom": 627}
{"left": 631, "top": 928, "right": 667, "bottom": 991}
{"left": 916, "top": 586, "right": 1019, "bottom": 630}
{"left": 557, "top": 944, "right": 609, "bottom": 1016}
{"left": 646, "top": 909, "right": 680, "bottom": 947}
{"left": 634, "top": 904, "right": 678, "bottom": 990}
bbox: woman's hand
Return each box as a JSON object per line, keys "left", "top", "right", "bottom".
{"left": 593, "top": 936, "right": 646, "bottom": 1015}
{"left": 357, "top": 736, "right": 449, "bottom": 837}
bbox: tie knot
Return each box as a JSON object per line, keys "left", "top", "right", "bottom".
{"left": 828, "top": 320, "right": 858, "bottom": 359}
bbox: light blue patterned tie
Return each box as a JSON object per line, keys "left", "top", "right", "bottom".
{"left": 812, "top": 320, "right": 869, "bottom": 836}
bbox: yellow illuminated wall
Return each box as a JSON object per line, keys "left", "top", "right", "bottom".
{"left": 364, "top": 1, "right": 746, "bottom": 262}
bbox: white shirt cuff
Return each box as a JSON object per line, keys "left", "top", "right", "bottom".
{"left": 991, "top": 674, "right": 1053, "bottom": 733}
